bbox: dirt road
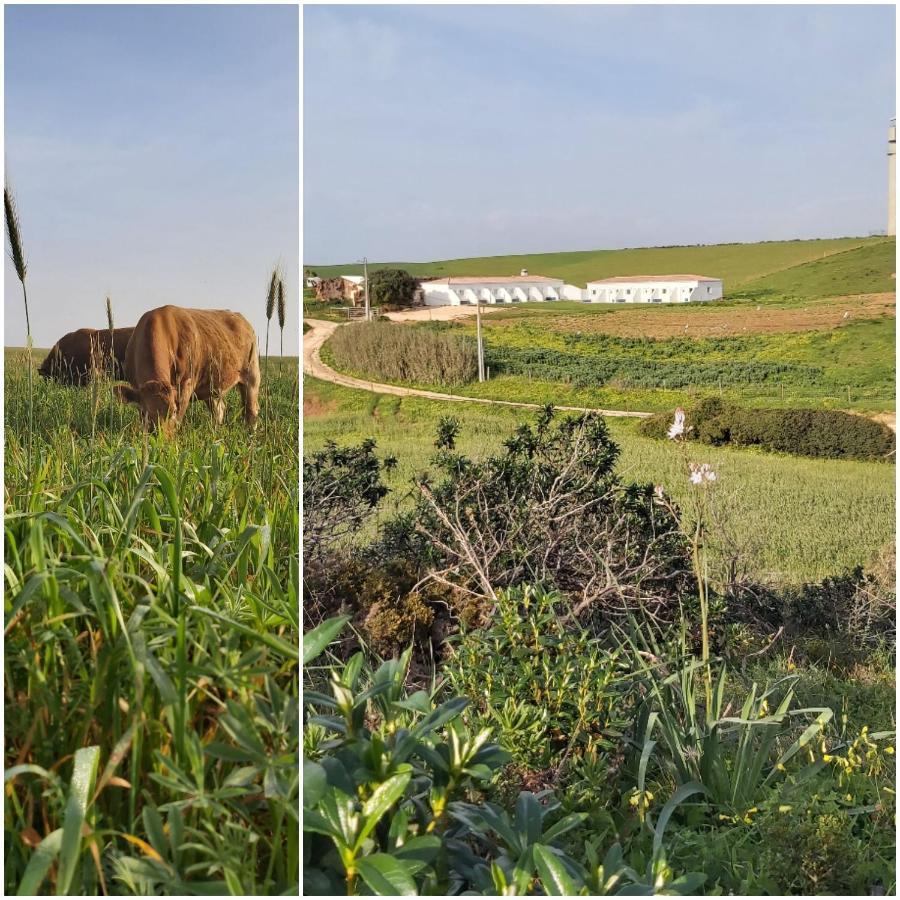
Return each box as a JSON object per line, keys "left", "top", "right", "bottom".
{"left": 302, "top": 317, "right": 652, "bottom": 419}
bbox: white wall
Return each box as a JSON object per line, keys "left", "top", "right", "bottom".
{"left": 584, "top": 280, "right": 723, "bottom": 303}
{"left": 421, "top": 279, "right": 569, "bottom": 307}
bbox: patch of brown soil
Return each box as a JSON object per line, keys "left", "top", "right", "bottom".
{"left": 303, "top": 395, "right": 336, "bottom": 418}
{"left": 488, "top": 293, "right": 895, "bottom": 338}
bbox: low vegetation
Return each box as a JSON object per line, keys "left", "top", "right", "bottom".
{"left": 327, "top": 320, "right": 478, "bottom": 387}
{"left": 5, "top": 350, "right": 300, "bottom": 894}
{"left": 303, "top": 399, "right": 895, "bottom": 896}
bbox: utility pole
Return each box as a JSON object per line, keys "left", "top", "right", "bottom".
{"left": 476, "top": 298, "right": 485, "bottom": 382}
{"left": 363, "top": 256, "right": 370, "bottom": 321}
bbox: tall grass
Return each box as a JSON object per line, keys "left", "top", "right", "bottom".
{"left": 5, "top": 352, "right": 300, "bottom": 894}
{"left": 328, "top": 320, "right": 478, "bottom": 387}
{"left": 5, "top": 184, "right": 34, "bottom": 479}
{"left": 278, "top": 280, "right": 286, "bottom": 358}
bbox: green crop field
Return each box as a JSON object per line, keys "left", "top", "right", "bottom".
{"left": 309, "top": 235, "right": 892, "bottom": 290}
{"left": 450, "top": 313, "right": 896, "bottom": 412}
{"left": 5, "top": 350, "right": 299, "bottom": 895}
{"left": 303, "top": 376, "right": 893, "bottom": 586}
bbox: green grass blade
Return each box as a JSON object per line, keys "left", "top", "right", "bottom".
{"left": 56, "top": 745, "right": 101, "bottom": 895}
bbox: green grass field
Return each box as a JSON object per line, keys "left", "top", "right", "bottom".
{"left": 310, "top": 235, "right": 893, "bottom": 290}
{"left": 740, "top": 239, "right": 896, "bottom": 299}
{"left": 304, "top": 376, "right": 893, "bottom": 586}
{"left": 5, "top": 350, "right": 299, "bottom": 895}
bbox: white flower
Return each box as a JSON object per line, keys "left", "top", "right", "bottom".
{"left": 688, "top": 462, "right": 717, "bottom": 485}
{"left": 667, "top": 408, "right": 686, "bottom": 440}
{"left": 653, "top": 484, "right": 665, "bottom": 500}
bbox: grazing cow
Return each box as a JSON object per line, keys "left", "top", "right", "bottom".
{"left": 113, "top": 305, "right": 260, "bottom": 433}
{"left": 39, "top": 327, "right": 134, "bottom": 385}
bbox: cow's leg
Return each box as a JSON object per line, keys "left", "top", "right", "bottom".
{"left": 175, "top": 378, "right": 195, "bottom": 424}
{"left": 206, "top": 395, "right": 226, "bottom": 426}
{"left": 239, "top": 349, "right": 260, "bottom": 427}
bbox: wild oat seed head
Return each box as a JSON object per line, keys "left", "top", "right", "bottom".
{"left": 266, "top": 269, "right": 278, "bottom": 320}
{"left": 277, "top": 278, "right": 286, "bottom": 328}
{"left": 4, "top": 186, "right": 27, "bottom": 283}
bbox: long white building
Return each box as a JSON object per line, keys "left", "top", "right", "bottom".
{"left": 584, "top": 274, "right": 723, "bottom": 303}
{"left": 421, "top": 275, "right": 582, "bottom": 306}
{"left": 418, "top": 272, "right": 724, "bottom": 306}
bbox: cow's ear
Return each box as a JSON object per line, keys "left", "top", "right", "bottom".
{"left": 113, "top": 384, "right": 139, "bottom": 405}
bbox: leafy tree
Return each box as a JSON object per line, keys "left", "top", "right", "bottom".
{"left": 368, "top": 268, "right": 419, "bottom": 309}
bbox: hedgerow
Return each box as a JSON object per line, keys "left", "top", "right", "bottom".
{"left": 639, "top": 399, "right": 895, "bottom": 462}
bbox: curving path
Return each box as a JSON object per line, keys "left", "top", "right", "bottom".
{"left": 303, "top": 317, "right": 653, "bottom": 420}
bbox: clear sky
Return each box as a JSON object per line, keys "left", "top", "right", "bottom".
{"left": 5, "top": 4, "right": 298, "bottom": 351}
{"left": 304, "top": 4, "right": 895, "bottom": 265}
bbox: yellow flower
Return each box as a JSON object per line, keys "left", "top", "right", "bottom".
{"left": 885, "top": 746, "right": 895, "bottom": 756}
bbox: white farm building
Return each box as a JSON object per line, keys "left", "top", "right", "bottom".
{"left": 584, "top": 274, "right": 723, "bottom": 303}
{"left": 421, "top": 275, "right": 582, "bottom": 306}
{"left": 417, "top": 272, "right": 724, "bottom": 306}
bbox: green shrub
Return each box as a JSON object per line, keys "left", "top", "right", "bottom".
{"left": 327, "top": 320, "right": 478, "bottom": 387}
{"left": 639, "top": 400, "right": 895, "bottom": 462}
{"left": 446, "top": 586, "right": 631, "bottom": 771}
{"left": 379, "top": 408, "right": 694, "bottom": 625}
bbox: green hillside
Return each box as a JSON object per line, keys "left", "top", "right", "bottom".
{"left": 739, "top": 239, "right": 896, "bottom": 299}
{"left": 310, "top": 236, "right": 892, "bottom": 290}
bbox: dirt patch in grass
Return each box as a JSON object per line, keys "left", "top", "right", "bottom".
{"left": 486, "top": 293, "right": 895, "bottom": 338}
{"left": 303, "top": 395, "right": 337, "bottom": 418}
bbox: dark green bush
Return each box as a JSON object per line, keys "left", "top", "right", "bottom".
{"left": 379, "top": 408, "right": 694, "bottom": 626}
{"left": 729, "top": 407, "right": 895, "bottom": 460}
{"left": 638, "top": 400, "right": 895, "bottom": 462}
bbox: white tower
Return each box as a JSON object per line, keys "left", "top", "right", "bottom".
{"left": 889, "top": 119, "right": 896, "bottom": 237}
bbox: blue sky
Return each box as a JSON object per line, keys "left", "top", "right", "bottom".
{"left": 304, "top": 4, "right": 895, "bottom": 264}
{"left": 5, "top": 4, "right": 298, "bottom": 350}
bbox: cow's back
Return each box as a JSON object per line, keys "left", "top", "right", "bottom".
{"left": 125, "top": 306, "right": 255, "bottom": 389}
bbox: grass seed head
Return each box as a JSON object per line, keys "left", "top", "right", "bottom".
{"left": 4, "top": 185, "right": 27, "bottom": 283}
{"left": 277, "top": 278, "right": 286, "bottom": 329}
{"left": 266, "top": 268, "right": 278, "bottom": 321}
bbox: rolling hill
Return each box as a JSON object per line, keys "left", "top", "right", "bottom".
{"left": 309, "top": 236, "right": 894, "bottom": 292}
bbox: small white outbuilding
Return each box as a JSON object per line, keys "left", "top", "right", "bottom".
{"left": 583, "top": 275, "right": 723, "bottom": 303}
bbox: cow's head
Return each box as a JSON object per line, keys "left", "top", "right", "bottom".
{"left": 38, "top": 348, "right": 61, "bottom": 380}
{"left": 113, "top": 380, "right": 176, "bottom": 434}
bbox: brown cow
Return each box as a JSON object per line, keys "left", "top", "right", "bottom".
{"left": 39, "top": 327, "right": 134, "bottom": 385}
{"left": 113, "top": 305, "right": 260, "bottom": 433}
